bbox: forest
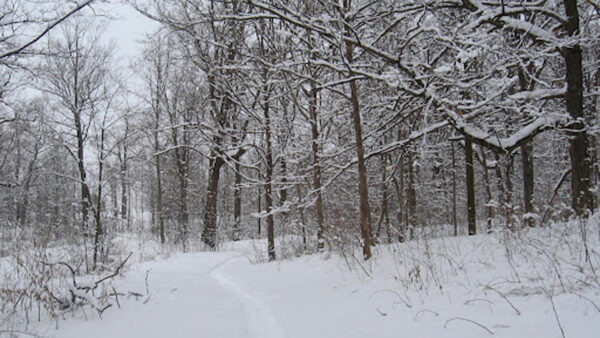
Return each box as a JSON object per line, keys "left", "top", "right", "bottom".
{"left": 1, "top": 0, "right": 600, "bottom": 337}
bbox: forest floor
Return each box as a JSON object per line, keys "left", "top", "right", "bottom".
{"left": 24, "top": 221, "right": 600, "bottom": 338}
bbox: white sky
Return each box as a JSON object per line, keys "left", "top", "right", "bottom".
{"left": 101, "top": 1, "right": 158, "bottom": 67}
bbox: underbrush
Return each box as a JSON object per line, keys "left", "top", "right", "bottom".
{"left": 0, "top": 228, "right": 165, "bottom": 337}
{"left": 362, "top": 216, "right": 600, "bottom": 336}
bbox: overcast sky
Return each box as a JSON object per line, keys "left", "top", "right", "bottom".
{"left": 101, "top": 1, "right": 158, "bottom": 67}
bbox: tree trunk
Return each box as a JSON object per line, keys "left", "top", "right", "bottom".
{"left": 93, "top": 126, "right": 106, "bottom": 271}
{"left": 407, "top": 150, "right": 417, "bottom": 240}
{"left": 120, "top": 143, "right": 128, "bottom": 225}
{"left": 201, "top": 153, "right": 224, "bottom": 248}
{"left": 396, "top": 153, "right": 405, "bottom": 242}
{"left": 343, "top": 1, "right": 373, "bottom": 258}
{"left": 517, "top": 64, "right": 536, "bottom": 227}
{"left": 309, "top": 87, "right": 325, "bottom": 251}
{"left": 177, "top": 166, "right": 189, "bottom": 251}
{"left": 504, "top": 155, "right": 515, "bottom": 229}
{"left": 465, "top": 136, "right": 477, "bottom": 236}
{"left": 451, "top": 143, "right": 458, "bottom": 236}
{"left": 375, "top": 152, "right": 390, "bottom": 243}
{"left": 563, "top": 0, "right": 593, "bottom": 216}
{"left": 154, "top": 127, "right": 165, "bottom": 245}
{"left": 155, "top": 158, "right": 165, "bottom": 245}
{"left": 264, "top": 93, "right": 276, "bottom": 261}
{"left": 296, "top": 184, "right": 307, "bottom": 251}
{"left": 480, "top": 147, "right": 494, "bottom": 232}
{"left": 233, "top": 161, "right": 242, "bottom": 241}
{"left": 257, "top": 170, "right": 262, "bottom": 237}
{"left": 75, "top": 111, "right": 91, "bottom": 234}
{"left": 111, "top": 178, "right": 118, "bottom": 219}
{"left": 521, "top": 142, "right": 535, "bottom": 227}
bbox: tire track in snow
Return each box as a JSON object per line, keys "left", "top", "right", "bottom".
{"left": 210, "top": 255, "right": 286, "bottom": 338}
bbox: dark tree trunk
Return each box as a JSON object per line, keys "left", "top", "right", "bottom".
{"left": 177, "top": 166, "right": 189, "bottom": 251}
{"left": 521, "top": 142, "right": 535, "bottom": 227}
{"left": 480, "top": 147, "right": 494, "bottom": 232}
{"left": 517, "top": 64, "right": 536, "bottom": 227}
{"left": 154, "top": 128, "right": 165, "bottom": 245}
{"left": 309, "top": 87, "right": 325, "bottom": 251}
{"left": 504, "top": 155, "right": 515, "bottom": 229}
{"left": 120, "top": 143, "right": 128, "bottom": 225}
{"left": 344, "top": 0, "right": 372, "bottom": 259}
{"left": 563, "top": 0, "right": 593, "bottom": 216}
{"left": 264, "top": 95, "right": 276, "bottom": 261}
{"left": 233, "top": 161, "right": 242, "bottom": 241}
{"left": 201, "top": 153, "right": 224, "bottom": 248}
{"left": 75, "top": 112, "right": 91, "bottom": 234}
{"left": 111, "top": 178, "right": 118, "bottom": 219}
{"left": 451, "top": 143, "right": 458, "bottom": 236}
{"left": 375, "top": 152, "right": 390, "bottom": 243}
{"left": 257, "top": 167, "right": 262, "bottom": 237}
{"left": 296, "top": 184, "right": 307, "bottom": 251}
{"left": 407, "top": 150, "right": 417, "bottom": 240}
{"left": 93, "top": 126, "right": 106, "bottom": 271}
{"left": 465, "top": 136, "right": 477, "bottom": 236}
{"left": 396, "top": 153, "right": 405, "bottom": 242}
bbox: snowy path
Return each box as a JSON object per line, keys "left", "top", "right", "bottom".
{"left": 210, "top": 256, "right": 286, "bottom": 338}
{"left": 41, "top": 238, "right": 600, "bottom": 338}
{"left": 50, "top": 252, "right": 285, "bottom": 338}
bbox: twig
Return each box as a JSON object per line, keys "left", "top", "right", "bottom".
{"left": 444, "top": 317, "right": 494, "bottom": 335}
{"left": 548, "top": 294, "right": 567, "bottom": 338}
{"left": 92, "top": 252, "right": 133, "bottom": 288}
{"left": 143, "top": 269, "right": 152, "bottom": 304}
{"left": 484, "top": 285, "right": 521, "bottom": 315}
{"left": 375, "top": 307, "right": 387, "bottom": 316}
{"left": 464, "top": 298, "right": 494, "bottom": 306}
{"left": 369, "top": 289, "right": 412, "bottom": 308}
{"left": 414, "top": 309, "right": 439, "bottom": 321}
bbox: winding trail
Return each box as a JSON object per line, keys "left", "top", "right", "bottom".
{"left": 53, "top": 252, "right": 286, "bottom": 338}
{"left": 210, "top": 255, "right": 286, "bottom": 338}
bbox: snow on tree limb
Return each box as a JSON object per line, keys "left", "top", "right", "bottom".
{"left": 508, "top": 87, "right": 567, "bottom": 101}
{"left": 445, "top": 110, "right": 558, "bottom": 153}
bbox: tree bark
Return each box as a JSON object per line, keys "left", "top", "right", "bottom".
{"left": 465, "top": 136, "right": 477, "bottom": 236}
{"left": 257, "top": 169, "right": 262, "bottom": 237}
{"left": 407, "top": 150, "right": 417, "bottom": 240}
{"left": 296, "top": 184, "right": 307, "bottom": 251}
{"left": 263, "top": 93, "right": 276, "bottom": 261}
{"left": 201, "top": 153, "right": 224, "bottom": 248}
{"left": 233, "top": 161, "right": 242, "bottom": 241}
{"left": 93, "top": 125, "right": 106, "bottom": 271}
{"left": 375, "top": 153, "right": 390, "bottom": 243}
{"left": 563, "top": 0, "right": 593, "bottom": 216}
{"left": 521, "top": 142, "right": 535, "bottom": 227}
{"left": 120, "top": 143, "right": 128, "bottom": 225}
{"left": 309, "top": 87, "right": 325, "bottom": 251}
{"left": 451, "top": 143, "right": 458, "bottom": 236}
{"left": 344, "top": 0, "right": 373, "bottom": 259}
{"left": 154, "top": 131, "right": 165, "bottom": 245}
{"left": 480, "top": 147, "right": 494, "bottom": 232}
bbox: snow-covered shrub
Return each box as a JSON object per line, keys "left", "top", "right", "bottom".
{"left": 0, "top": 240, "right": 135, "bottom": 334}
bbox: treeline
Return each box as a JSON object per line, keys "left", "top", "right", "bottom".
{"left": 1, "top": 0, "right": 599, "bottom": 263}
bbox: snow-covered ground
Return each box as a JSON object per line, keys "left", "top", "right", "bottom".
{"left": 8, "top": 220, "right": 600, "bottom": 338}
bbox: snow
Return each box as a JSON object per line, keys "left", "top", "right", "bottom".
{"left": 19, "top": 221, "right": 600, "bottom": 338}
{"left": 446, "top": 109, "right": 557, "bottom": 152}
{"left": 509, "top": 87, "right": 567, "bottom": 101}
